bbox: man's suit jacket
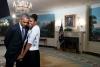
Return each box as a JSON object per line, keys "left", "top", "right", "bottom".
{"left": 4, "top": 23, "right": 28, "bottom": 60}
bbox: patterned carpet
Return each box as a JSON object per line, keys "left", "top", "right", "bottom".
{"left": 0, "top": 46, "right": 100, "bottom": 67}
{"left": 40, "top": 52, "right": 79, "bottom": 67}
{"left": 40, "top": 47, "right": 100, "bottom": 67}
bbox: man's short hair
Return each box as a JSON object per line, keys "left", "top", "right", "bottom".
{"left": 19, "top": 13, "right": 30, "bottom": 19}
{"left": 30, "top": 14, "right": 38, "bottom": 21}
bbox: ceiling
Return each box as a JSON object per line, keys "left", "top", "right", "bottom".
{"left": 7, "top": 0, "right": 100, "bottom": 13}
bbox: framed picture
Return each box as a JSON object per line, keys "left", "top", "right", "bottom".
{"left": 65, "top": 15, "right": 75, "bottom": 27}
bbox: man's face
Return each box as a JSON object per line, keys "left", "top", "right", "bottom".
{"left": 21, "top": 17, "right": 29, "bottom": 27}
{"left": 29, "top": 18, "right": 35, "bottom": 29}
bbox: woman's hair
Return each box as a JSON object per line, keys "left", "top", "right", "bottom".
{"left": 30, "top": 14, "right": 38, "bottom": 21}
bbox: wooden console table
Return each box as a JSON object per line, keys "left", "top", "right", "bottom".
{"left": 40, "top": 38, "right": 47, "bottom": 46}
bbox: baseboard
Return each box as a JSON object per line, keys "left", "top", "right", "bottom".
{"left": 39, "top": 45, "right": 57, "bottom": 49}
{"left": 83, "top": 51, "right": 100, "bottom": 57}
{"left": 39, "top": 45, "right": 100, "bottom": 57}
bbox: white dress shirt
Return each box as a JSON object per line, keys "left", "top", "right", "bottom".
{"left": 27, "top": 25, "right": 40, "bottom": 51}
{"left": 19, "top": 23, "right": 25, "bottom": 39}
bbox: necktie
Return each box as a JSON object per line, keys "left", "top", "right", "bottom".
{"left": 22, "top": 27, "right": 25, "bottom": 40}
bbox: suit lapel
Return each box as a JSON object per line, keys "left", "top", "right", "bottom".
{"left": 16, "top": 23, "right": 29, "bottom": 41}
{"left": 16, "top": 23, "right": 23, "bottom": 41}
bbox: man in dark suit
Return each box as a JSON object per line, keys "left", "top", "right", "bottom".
{"left": 4, "top": 14, "right": 29, "bottom": 67}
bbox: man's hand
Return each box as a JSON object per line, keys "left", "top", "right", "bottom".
{"left": 17, "top": 55, "right": 23, "bottom": 61}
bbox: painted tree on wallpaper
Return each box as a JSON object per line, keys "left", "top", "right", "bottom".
{"left": 0, "top": 16, "right": 13, "bottom": 36}
{"left": 89, "top": 7, "right": 100, "bottom": 41}
{"left": 38, "top": 14, "right": 55, "bottom": 38}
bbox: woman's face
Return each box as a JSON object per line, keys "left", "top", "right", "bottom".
{"left": 29, "top": 18, "right": 35, "bottom": 28}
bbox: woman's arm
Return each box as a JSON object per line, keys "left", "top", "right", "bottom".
{"left": 21, "top": 43, "right": 32, "bottom": 58}
{"left": 17, "top": 42, "right": 26, "bottom": 60}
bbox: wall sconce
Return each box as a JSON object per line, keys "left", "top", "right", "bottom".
{"left": 77, "top": 25, "right": 85, "bottom": 32}
{"left": 12, "top": 13, "right": 16, "bottom": 19}
{"left": 77, "top": 16, "right": 85, "bottom": 32}
{"left": 56, "top": 26, "right": 60, "bottom": 31}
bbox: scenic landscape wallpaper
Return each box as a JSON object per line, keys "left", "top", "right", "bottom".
{"left": 0, "top": 14, "right": 55, "bottom": 38}
{"left": 89, "top": 7, "right": 100, "bottom": 41}
{"left": 0, "top": 16, "right": 12, "bottom": 36}
{"left": 38, "top": 14, "right": 55, "bottom": 38}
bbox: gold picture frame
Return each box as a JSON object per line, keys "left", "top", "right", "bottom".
{"left": 65, "top": 15, "right": 75, "bottom": 27}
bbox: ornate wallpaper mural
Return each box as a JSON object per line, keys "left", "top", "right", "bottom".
{"left": 89, "top": 7, "right": 100, "bottom": 41}
{"left": 0, "top": 16, "right": 12, "bottom": 36}
{"left": 38, "top": 14, "right": 55, "bottom": 38}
